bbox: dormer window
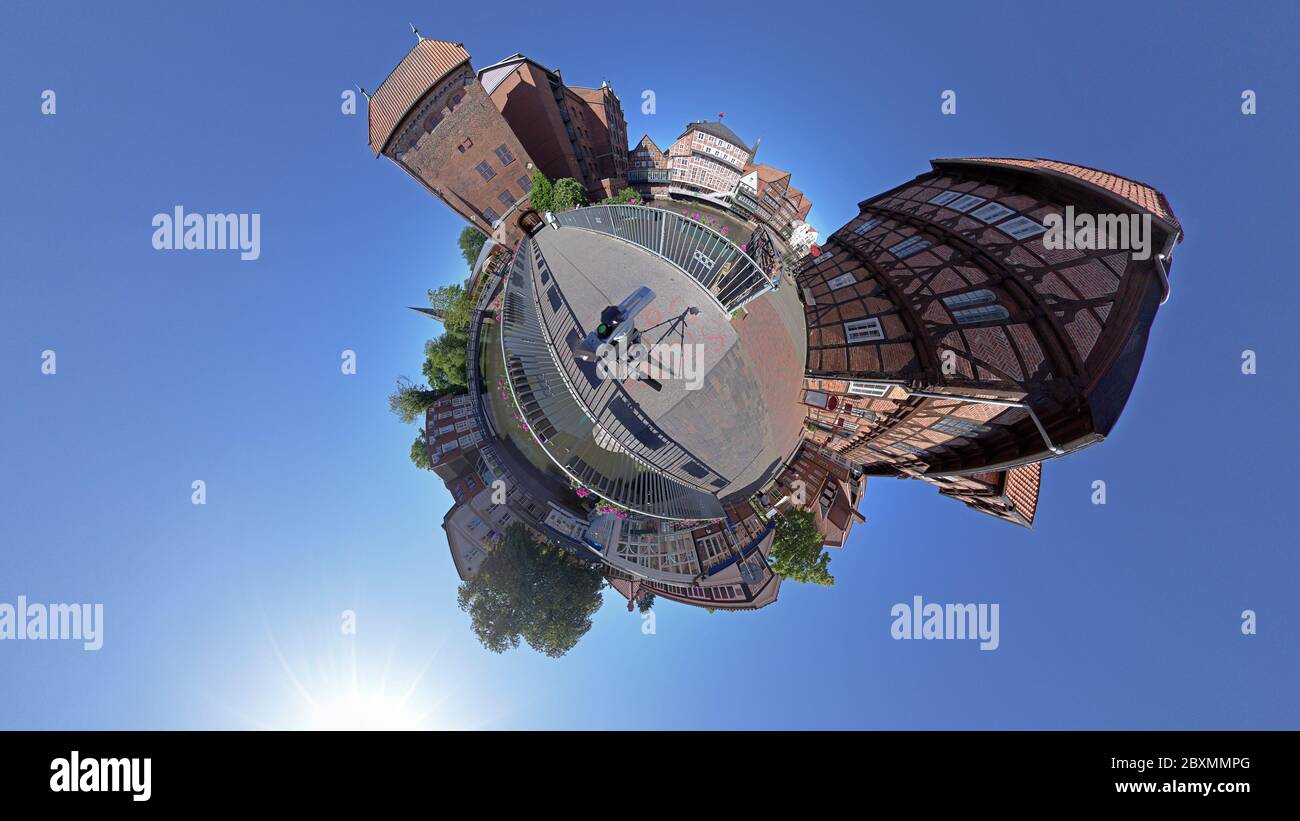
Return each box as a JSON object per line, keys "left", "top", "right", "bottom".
{"left": 952, "top": 304, "right": 1010, "bottom": 324}
{"left": 942, "top": 289, "right": 996, "bottom": 309}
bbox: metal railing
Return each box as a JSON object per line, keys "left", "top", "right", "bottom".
{"left": 552, "top": 204, "right": 777, "bottom": 312}
{"left": 498, "top": 237, "right": 726, "bottom": 522}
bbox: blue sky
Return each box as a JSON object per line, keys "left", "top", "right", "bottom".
{"left": 1, "top": 0, "right": 1296, "bottom": 729}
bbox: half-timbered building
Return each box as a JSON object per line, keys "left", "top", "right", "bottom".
{"left": 794, "top": 157, "right": 1182, "bottom": 482}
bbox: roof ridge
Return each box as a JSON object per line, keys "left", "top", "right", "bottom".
{"left": 936, "top": 156, "right": 1181, "bottom": 234}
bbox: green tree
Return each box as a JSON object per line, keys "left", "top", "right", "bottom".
{"left": 421, "top": 334, "right": 469, "bottom": 393}
{"left": 458, "top": 226, "right": 487, "bottom": 271}
{"left": 551, "top": 177, "right": 589, "bottom": 210}
{"left": 410, "top": 429, "right": 433, "bottom": 470}
{"left": 601, "top": 186, "right": 642, "bottom": 205}
{"left": 637, "top": 591, "right": 656, "bottom": 614}
{"left": 769, "top": 509, "right": 835, "bottom": 586}
{"left": 387, "top": 377, "right": 447, "bottom": 424}
{"left": 426, "top": 283, "right": 473, "bottom": 339}
{"left": 528, "top": 171, "right": 554, "bottom": 212}
{"left": 456, "top": 524, "right": 605, "bottom": 657}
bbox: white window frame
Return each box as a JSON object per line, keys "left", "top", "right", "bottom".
{"left": 847, "top": 381, "right": 892, "bottom": 397}
{"left": 844, "top": 317, "right": 884, "bottom": 343}
{"left": 888, "top": 236, "right": 931, "bottom": 258}
{"left": 997, "top": 215, "right": 1048, "bottom": 239}
{"left": 949, "top": 194, "right": 987, "bottom": 212}
{"left": 970, "top": 201, "right": 1015, "bottom": 224}
{"left": 827, "top": 272, "right": 857, "bottom": 290}
{"left": 928, "top": 191, "right": 961, "bottom": 205}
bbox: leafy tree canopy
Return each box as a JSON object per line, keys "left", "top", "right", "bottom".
{"left": 387, "top": 377, "right": 454, "bottom": 424}
{"left": 769, "top": 509, "right": 835, "bottom": 586}
{"left": 528, "top": 171, "right": 555, "bottom": 213}
{"left": 421, "top": 334, "right": 469, "bottom": 393}
{"left": 551, "top": 177, "right": 589, "bottom": 211}
{"left": 427, "top": 284, "right": 474, "bottom": 338}
{"left": 458, "top": 226, "right": 488, "bottom": 271}
{"left": 456, "top": 524, "right": 605, "bottom": 657}
{"left": 410, "top": 428, "right": 433, "bottom": 470}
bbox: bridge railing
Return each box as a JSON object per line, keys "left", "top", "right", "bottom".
{"left": 551, "top": 204, "right": 777, "bottom": 312}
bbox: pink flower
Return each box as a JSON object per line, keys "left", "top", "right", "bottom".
{"left": 576, "top": 487, "right": 590, "bottom": 497}
{"left": 615, "top": 511, "right": 627, "bottom": 520}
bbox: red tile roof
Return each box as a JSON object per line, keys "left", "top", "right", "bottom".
{"left": 1003, "top": 461, "right": 1041, "bottom": 526}
{"left": 368, "top": 39, "right": 471, "bottom": 156}
{"left": 751, "top": 163, "right": 791, "bottom": 184}
{"left": 940, "top": 157, "right": 1181, "bottom": 236}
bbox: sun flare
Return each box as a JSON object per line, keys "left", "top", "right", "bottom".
{"left": 307, "top": 691, "right": 428, "bottom": 731}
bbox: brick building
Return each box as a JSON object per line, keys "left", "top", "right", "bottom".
{"left": 628, "top": 134, "right": 671, "bottom": 199}
{"left": 789, "top": 221, "right": 819, "bottom": 256}
{"left": 425, "top": 394, "right": 484, "bottom": 483}
{"left": 919, "top": 461, "right": 1042, "bottom": 528}
{"left": 732, "top": 163, "right": 813, "bottom": 238}
{"left": 666, "top": 120, "right": 754, "bottom": 196}
{"left": 368, "top": 37, "right": 538, "bottom": 249}
{"left": 476, "top": 54, "right": 629, "bottom": 201}
{"left": 793, "top": 157, "right": 1183, "bottom": 484}
{"left": 768, "top": 442, "right": 867, "bottom": 547}
{"left": 594, "top": 511, "right": 782, "bottom": 611}
{"left": 425, "top": 393, "right": 586, "bottom": 579}
{"left": 569, "top": 83, "right": 629, "bottom": 195}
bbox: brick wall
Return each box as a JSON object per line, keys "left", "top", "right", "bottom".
{"left": 390, "top": 77, "right": 535, "bottom": 239}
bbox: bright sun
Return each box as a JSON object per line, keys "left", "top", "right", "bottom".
{"left": 253, "top": 609, "right": 462, "bottom": 731}
{"left": 307, "top": 691, "right": 427, "bottom": 731}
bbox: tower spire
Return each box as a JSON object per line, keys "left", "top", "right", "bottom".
{"left": 410, "top": 23, "right": 424, "bottom": 42}
{"left": 408, "top": 306, "right": 444, "bottom": 323}
{"left": 356, "top": 84, "right": 370, "bottom": 101}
